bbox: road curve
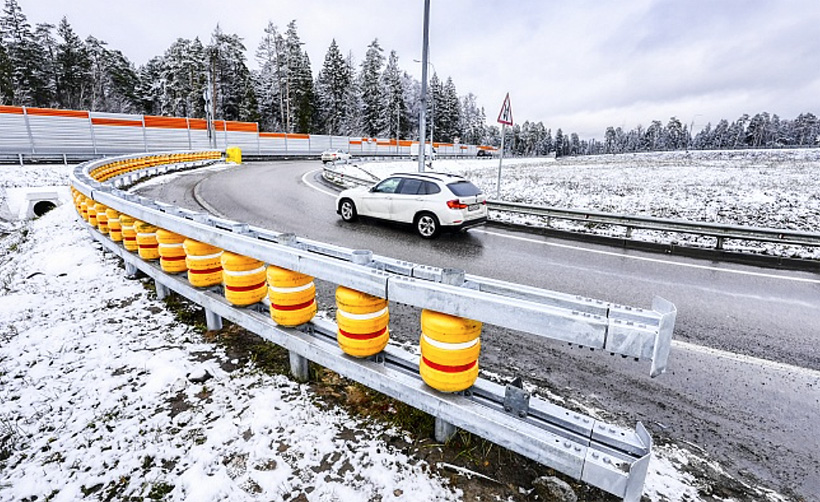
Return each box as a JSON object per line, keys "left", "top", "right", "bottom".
{"left": 136, "top": 160, "right": 820, "bottom": 499}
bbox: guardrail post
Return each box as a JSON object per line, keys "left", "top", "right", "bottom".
{"left": 289, "top": 351, "right": 310, "bottom": 382}
{"left": 716, "top": 236, "right": 725, "bottom": 250}
{"left": 155, "top": 280, "right": 170, "bottom": 300}
{"left": 205, "top": 309, "right": 223, "bottom": 331}
{"left": 432, "top": 267, "right": 466, "bottom": 443}
{"left": 125, "top": 262, "right": 138, "bottom": 279}
{"left": 435, "top": 418, "right": 457, "bottom": 443}
{"left": 625, "top": 226, "right": 633, "bottom": 239}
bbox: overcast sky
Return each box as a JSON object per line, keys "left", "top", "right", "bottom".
{"left": 16, "top": 0, "right": 820, "bottom": 138}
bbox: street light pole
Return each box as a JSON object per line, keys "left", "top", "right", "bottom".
{"left": 417, "top": 0, "right": 430, "bottom": 173}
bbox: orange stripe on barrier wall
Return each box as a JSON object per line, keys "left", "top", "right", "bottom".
{"left": 285, "top": 133, "right": 310, "bottom": 140}
{"left": 26, "top": 107, "right": 89, "bottom": 119}
{"left": 0, "top": 105, "right": 24, "bottom": 114}
{"left": 144, "top": 116, "right": 189, "bottom": 129}
{"left": 399, "top": 140, "right": 414, "bottom": 147}
{"left": 213, "top": 120, "right": 226, "bottom": 129}
{"left": 349, "top": 140, "right": 363, "bottom": 145}
{"left": 188, "top": 119, "right": 208, "bottom": 130}
{"left": 226, "top": 121, "right": 258, "bottom": 133}
{"left": 260, "top": 132, "right": 286, "bottom": 139}
{"left": 91, "top": 117, "right": 143, "bottom": 127}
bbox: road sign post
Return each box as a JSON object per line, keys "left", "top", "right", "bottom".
{"left": 496, "top": 93, "right": 513, "bottom": 198}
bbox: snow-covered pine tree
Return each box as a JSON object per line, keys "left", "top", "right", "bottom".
{"left": 439, "top": 76, "right": 460, "bottom": 142}
{"left": 427, "top": 72, "right": 442, "bottom": 142}
{"left": 0, "top": 0, "right": 50, "bottom": 106}
{"left": 208, "top": 25, "right": 257, "bottom": 122}
{"left": 380, "top": 50, "right": 405, "bottom": 139}
{"left": 315, "top": 39, "right": 352, "bottom": 135}
{"left": 0, "top": 39, "right": 12, "bottom": 103}
{"left": 459, "top": 93, "right": 485, "bottom": 146}
{"left": 135, "top": 56, "right": 164, "bottom": 115}
{"left": 161, "top": 37, "right": 207, "bottom": 118}
{"left": 283, "top": 20, "right": 313, "bottom": 132}
{"left": 359, "top": 38, "right": 384, "bottom": 137}
{"left": 32, "top": 22, "right": 56, "bottom": 106}
{"left": 401, "top": 70, "right": 420, "bottom": 139}
{"left": 55, "top": 17, "right": 90, "bottom": 109}
{"left": 340, "top": 50, "right": 361, "bottom": 135}
{"left": 255, "top": 22, "right": 285, "bottom": 132}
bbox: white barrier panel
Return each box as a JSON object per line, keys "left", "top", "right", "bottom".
{"left": 0, "top": 105, "right": 497, "bottom": 158}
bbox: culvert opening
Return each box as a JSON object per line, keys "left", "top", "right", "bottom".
{"left": 33, "top": 200, "right": 57, "bottom": 217}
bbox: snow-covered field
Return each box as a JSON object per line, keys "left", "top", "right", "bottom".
{"left": 0, "top": 153, "right": 801, "bottom": 501}
{"left": 339, "top": 149, "right": 820, "bottom": 259}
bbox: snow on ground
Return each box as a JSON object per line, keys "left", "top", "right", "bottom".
{"left": 0, "top": 203, "right": 462, "bottom": 501}
{"left": 335, "top": 149, "right": 820, "bottom": 259}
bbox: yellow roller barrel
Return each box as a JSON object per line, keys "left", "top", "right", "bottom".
{"left": 419, "top": 309, "right": 482, "bottom": 393}
{"left": 106, "top": 209, "right": 122, "bottom": 242}
{"left": 95, "top": 203, "right": 109, "bottom": 234}
{"left": 134, "top": 220, "right": 159, "bottom": 260}
{"left": 86, "top": 201, "right": 98, "bottom": 227}
{"left": 157, "top": 229, "right": 187, "bottom": 274}
{"left": 184, "top": 239, "right": 223, "bottom": 288}
{"left": 335, "top": 286, "right": 389, "bottom": 358}
{"left": 267, "top": 265, "right": 317, "bottom": 326}
{"left": 221, "top": 251, "right": 267, "bottom": 306}
{"left": 120, "top": 215, "right": 138, "bottom": 251}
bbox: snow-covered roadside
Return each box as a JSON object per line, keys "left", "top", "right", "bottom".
{"left": 0, "top": 204, "right": 460, "bottom": 501}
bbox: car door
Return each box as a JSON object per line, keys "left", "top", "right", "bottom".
{"left": 391, "top": 178, "right": 425, "bottom": 223}
{"left": 360, "top": 177, "right": 400, "bottom": 219}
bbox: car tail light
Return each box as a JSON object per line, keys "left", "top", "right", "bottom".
{"left": 447, "top": 200, "right": 468, "bottom": 210}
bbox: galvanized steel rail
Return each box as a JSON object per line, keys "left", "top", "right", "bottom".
{"left": 488, "top": 200, "right": 820, "bottom": 250}
{"left": 72, "top": 151, "right": 678, "bottom": 501}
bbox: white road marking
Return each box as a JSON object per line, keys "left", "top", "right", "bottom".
{"left": 302, "top": 169, "right": 339, "bottom": 197}
{"left": 473, "top": 229, "right": 820, "bottom": 284}
{"left": 673, "top": 340, "right": 820, "bottom": 379}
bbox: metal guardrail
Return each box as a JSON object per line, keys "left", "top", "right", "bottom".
{"left": 71, "top": 152, "right": 678, "bottom": 501}
{"left": 320, "top": 166, "right": 820, "bottom": 253}
{"left": 488, "top": 201, "right": 820, "bottom": 250}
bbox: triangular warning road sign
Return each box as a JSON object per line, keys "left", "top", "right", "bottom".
{"left": 497, "top": 93, "right": 513, "bottom": 126}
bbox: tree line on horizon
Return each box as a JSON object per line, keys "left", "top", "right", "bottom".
{"left": 1, "top": 0, "right": 817, "bottom": 156}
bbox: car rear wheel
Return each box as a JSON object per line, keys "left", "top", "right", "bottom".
{"left": 339, "top": 199, "right": 357, "bottom": 222}
{"left": 415, "top": 212, "right": 440, "bottom": 239}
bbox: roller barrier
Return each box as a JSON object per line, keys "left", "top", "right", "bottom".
{"left": 335, "top": 286, "right": 390, "bottom": 358}
{"left": 156, "top": 229, "right": 186, "bottom": 273}
{"left": 222, "top": 251, "right": 267, "bottom": 306}
{"left": 266, "top": 265, "right": 317, "bottom": 327}
{"left": 70, "top": 149, "right": 678, "bottom": 501}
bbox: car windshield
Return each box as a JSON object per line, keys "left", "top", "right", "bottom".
{"left": 373, "top": 177, "right": 401, "bottom": 193}
{"left": 446, "top": 180, "right": 482, "bottom": 197}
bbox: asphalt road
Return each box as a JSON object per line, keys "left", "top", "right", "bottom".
{"left": 136, "top": 160, "right": 820, "bottom": 500}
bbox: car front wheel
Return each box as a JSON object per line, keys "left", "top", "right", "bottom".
{"left": 339, "top": 199, "right": 358, "bottom": 222}
{"left": 415, "top": 212, "right": 440, "bottom": 239}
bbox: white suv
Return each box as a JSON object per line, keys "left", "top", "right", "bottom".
{"left": 336, "top": 172, "right": 487, "bottom": 238}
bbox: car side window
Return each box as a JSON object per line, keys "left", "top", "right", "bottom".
{"left": 373, "top": 177, "right": 401, "bottom": 194}
{"left": 421, "top": 181, "right": 441, "bottom": 195}
{"left": 398, "top": 179, "right": 423, "bottom": 195}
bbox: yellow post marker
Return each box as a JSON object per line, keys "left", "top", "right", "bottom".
{"left": 226, "top": 146, "right": 242, "bottom": 164}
